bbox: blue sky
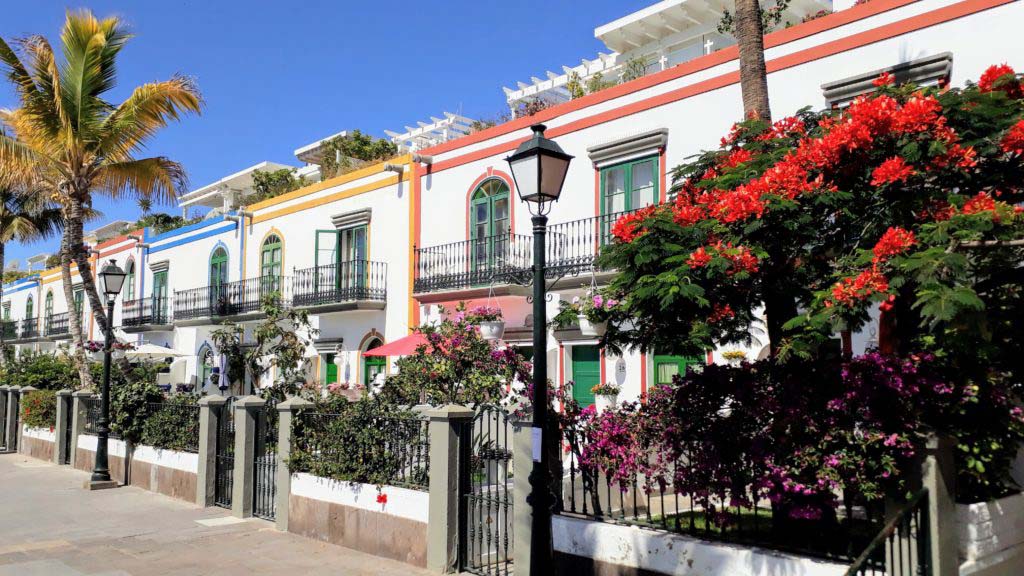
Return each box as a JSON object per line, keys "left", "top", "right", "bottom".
{"left": 1, "top": 0, "right": 652, "bottom": 266}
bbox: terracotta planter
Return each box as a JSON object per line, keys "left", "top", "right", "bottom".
{"left": 577, "top": 315, "right": 606, "bottom": 337}
{"left": 479, "top": 320, "right": 506, "bottom": 341}
{"left": 595, "top": 394, "right": 618, "bottom": 414}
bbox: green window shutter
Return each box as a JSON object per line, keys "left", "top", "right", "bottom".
{"left": 600, "top": 156, "right": 659, "bottom": 216}
{"left": 653, "top": 355, "right": 703, "bottom": 386}
{"left": 325, "top": 354, "right": 339, "bottom": 385}
{"left": 571, "top": 345, "right": 601, "bottom": 407}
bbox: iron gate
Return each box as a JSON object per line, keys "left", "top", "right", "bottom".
{"left": 8, "top": 392, "right": 17, "bottom": 452}
{"left": 214, "top": 397, "right": 235, "bottom": 509}
{"left": 0, "top": 390, "right": 7, "bottom": 451}
{"left": 61, "top": 394, "right": 72, "bottom": 464}
{"left": 252, "top": 398, "right": 279, "bottom": 520}
{"left": 460, "top": 405, "right": 513, "bottom": 575}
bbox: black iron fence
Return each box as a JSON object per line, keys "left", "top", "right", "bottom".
{"left": 173, "top": 275, "right": 289, "bottom": 321}
{"left": 81, "top": 396, "right": 120, "bottom": 439}
{"left": 845, "top": 489, "right": 929, "bottom": 575}
{"left": 121, "top": 297, "right": 171, "bottom": 326}
{"left": 292, "top": 260, "right": 387, "bottom": 307}
{"left": 140, "top": 401, "right": 200, "bottom": 453}
{"left": 561, "top": 445, "right": 885, "bottom": 565}
{"left": 291, "top": 410, "right": 430, "bottom": 490}
{"left": 45, "top": 312, "right": 69, "bottom": 337}
{"left": 18, "top": 317, "right": 39, "bottom": 339}
{"left": 546, "top": 209, "right": 638, "bottom": 276}
{"left": 413, "top": 232, "right": 532, "bottom": 293}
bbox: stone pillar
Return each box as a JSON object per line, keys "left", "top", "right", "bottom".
{"left": 196, "top": 394, "right": 227, "bottom": 507}
{"left": 54, "top": 390, "right": 72, "bottom": 464}
{"left": 426, "top": 404, "right": 474, "bottom": 573}
{"left": 275, "top": 396, "right": 312, "bottom": 532}
{"left": 512, "top": 417, "right": 536, "bottom": 574}
{"left": 6, "top": 385, "right": 21, "bottom": 452}
{"left": 70, "top": 390, "right": 93, "bottom": 469}
{"left": 923, "top": 434, "right": 957, "bottom": 576}
{"left": 232, "top": 395, "right": 265, "bottom": 519}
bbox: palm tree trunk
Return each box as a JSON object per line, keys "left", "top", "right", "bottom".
{"left": 0, "top": 241, "right": 6, "bottom": 350}
{"left": 735, "top": 0, "right": 772, "bottom": 121}
{"left": 61, "top": 197, "right": 94, "bottom": 390}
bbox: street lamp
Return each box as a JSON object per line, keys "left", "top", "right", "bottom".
{"left": 505, "top": 123, "right": 573, "bottom": 574}
{"left": 89, "top": 259, "right": 126, "bottom": 489}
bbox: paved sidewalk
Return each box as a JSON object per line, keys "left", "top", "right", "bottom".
{"left": 0, "top": 453, "right": 431, "bottom": 575}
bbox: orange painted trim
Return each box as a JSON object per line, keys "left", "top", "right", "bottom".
{"left": 706, "top": 350, "right": 715, "bottom": 364}
{"left": 420, "top": 0, "right": 920, "bottom": 159}
{"left": 658, "top": 148, "right": 668, "bottom": 203}
{"left": 463, "top": 168, "right": 517, "bottom": 241}
{"left": 423, "top": 0, "right": 1009, "bottom": 175}
{"left": 599, "top": 348, "right": 606, "bottom": 385}
{"left": 95, "top": 229, "right": 143, "bottom": 251}
{"left": 640, "top": 352, "right": 648, "bottom": 401}
{"left": 593, "top": 167, "right": 600, "bottom": 218}
{"left": 247, "top": 154, "right": 413, "bottom": 211}
{"left": 558, "top": 343, "right": 565, "bottom": 387}
{"left": 409, "top": 162, "right": 421, "bottom": 329}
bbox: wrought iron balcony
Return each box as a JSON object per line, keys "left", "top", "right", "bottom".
{"left": 413, "top": 232, "right": 532, "bottom": 293}
{"left": 121, "top": 297, "right": 172, "bottom": 327}
{"left": 412, "top": 209, "right": 640, "bottom": 293}
{"left": 173, "top": 275, "right": 289, "bottom": 322}
{"left": 18, "top": 317, "right": 39, "bottom": 340}
{"left": 0, "top": 320, "right": 16, "bottom": 340}
{"left": 292, "top": 260, "right": 387, "bottom": 308}
{"left": 45, "top": 312, "right": 70, "bottom": 337}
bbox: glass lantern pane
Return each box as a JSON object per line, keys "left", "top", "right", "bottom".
{"left": 510, "top": 156, "right": 539, "bottom": 202}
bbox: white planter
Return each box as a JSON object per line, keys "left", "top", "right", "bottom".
{"left": 578, "top": 316, "right": 606, "bottom": 337}
{"left": 479, "top": 320, "right": 505, "bottom": 341}
{"left": 595, "top": 394, "right": 618, "bottom": 414}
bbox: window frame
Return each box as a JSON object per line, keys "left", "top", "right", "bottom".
{"left": 599, "top": 155, "right": 660, "bottom": 217}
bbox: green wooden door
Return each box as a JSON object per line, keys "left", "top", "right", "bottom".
{"left": 340, "top": 226, "right": 367, "bottom": 290}
{"left": 571, "top": 345, "right": 601, "bottom": 406}
{"left": 600, "top": 156, "right": 658, "bottom": 242}
{"left": 25, "top": 295, "right": 32, "bottom": 320}
{"left": 470, "top": 179, "right": 510, "bottom": 273}
{"left": 209, "top": 248, "right": 228, "bottom": 287}
{"left": 325, "top": 357, "right": 339, "bottom": 385}
{"left": 363, "top": 339, "right": 386, "bottom": 387}
{"left": 653, "top": 355, "right": 703, "bottom": 385}
{"left": 152, "top": 271, "right": 168, "bottom": 320}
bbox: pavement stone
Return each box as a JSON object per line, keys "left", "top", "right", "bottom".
{"left": 0, "top": 453, "right": 432, "bottom": 575}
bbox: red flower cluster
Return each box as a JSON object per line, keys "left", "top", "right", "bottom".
{"left": 871, "top": 157, "right": 915, "bottom": 186}
{"left": 872, "top": 227, "right": 916, "bottom": 263}
{"left": 828, "top": 269, "right": 889, "bottom": 307}
{"left": 720, "top": 147, "right": 754, "bottom": 169}
{"left": 687, "top": 246, "right": 712, "bottom": 268}
{"left": 1000, "top": 119, "right": 1024, "bottom": 155}
{"left": 685, "top": 241, "right": 760, "bottom": 274}
{"left": 873, "top": 71, "right": 895, "bottom": 87}
{"left": 376, "top": 492, "right": 388, "bottom": 505}
{"left": 978, "top": 64, "right": 1022, "bottom": 98}
{"left": 962, "top": 191, "right": 997, "bottom": 215}
{"left": 708, "top": 303, "right": 735, "bottom": 323}
{"left": 611, "top": 205, "right": 658, "bottom": 243}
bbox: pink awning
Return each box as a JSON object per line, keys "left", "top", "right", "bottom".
{"left": 362, "top": 333, "right": 429, "bottom": 357}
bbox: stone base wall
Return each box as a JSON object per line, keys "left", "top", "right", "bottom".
{"left": 74, "top": 445, "right": 126, "bottom": 480}
{"left": 128, "top": 456, "right": 197, "bottom": 504}
{"left": 74, "top": 437, "right": 197, "bottom": 503}
{"left": 21, "top": 434, "right": 54, "bottom": 461}
{"left": 287, "top": 474, "right": 429, "bottom": 567}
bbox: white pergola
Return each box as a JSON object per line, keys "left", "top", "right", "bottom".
{"left": 385, "top": 112, "right": 475, "bottom": 152}
{"left": 503, "top": 0, "right": 832, "bottom": 111}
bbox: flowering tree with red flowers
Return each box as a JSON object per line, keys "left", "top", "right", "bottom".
{"left": 592, "top": 65, "right": 1024, "bottom": 503}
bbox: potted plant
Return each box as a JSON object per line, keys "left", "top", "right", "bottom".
{"left": 721, "top": 349, "right": 747, "bottom": 366}
{"left": 111, "top": 340, "right": 135, "bottom": 360}
{"left": 83, "top": 340, "right": 103, "bottom": 361}
{"left": 591, "top": 382, "right": 620, "bottom": 414}
{"left": 551, "top": 300, "right": 579, "bottom": 330}
{"left": 577, "top": 291, "right": 617, "bottom": 337}
{"left": 469, "top": 305, "right": 505, "bottom": 340}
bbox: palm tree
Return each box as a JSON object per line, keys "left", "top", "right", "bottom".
{"left": 735, "top": 0, "right": 772, "bottom": 121}
{"left": 0, "top": 10, "right": 202, "bottom": 385}
{"left": 0, "top": 171, "right": 62, "bottom": 343}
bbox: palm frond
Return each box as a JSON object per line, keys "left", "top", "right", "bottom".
{"left": 0, "top": 36, "right": 39, "bottom": 104}
{"left": 92, "top": 156, "right": 188, "bottom": 205}
{"left": 59, "top": 10, "right": 128, "bottom": 138}
{"left": 100, "top": 75, "right": 202, "bottom": 161}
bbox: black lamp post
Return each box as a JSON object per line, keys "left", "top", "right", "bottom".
{"left": 505, "top": 123, "right": 573, "bottom": 573}
{"left": 90, "top": 259, "right": 126, "bottom": 487}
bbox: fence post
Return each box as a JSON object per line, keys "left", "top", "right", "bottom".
{"left": 6, "top": 385, "right": 21, "bottom": 452}
{"left": 426, "top": 404, "right": 475, "bottom": 573}
{"left": 53, "top": 390, "right": 72, "bottom": 464}
{"left": 275, "top": 396, "right": 312, "bottom": 532}
{"left": 923, "top": 434, "right": 958, "bottom": 576}
{"left": 70, "top": 390, "right": 92, "bottom": 469}
{"left": 0, "top": 386, "right": 9, "bottom": 451}
{"left": 16, "top": 385, "right": 37, "bottom": 453}
{"left": 232, "top": 395, "right": 265, "bottom": 519}
{"left": 511, "top": 417, "right": 536, "bottom": 575}
{"left": 196, "top": 394, "right": 228, "bottom": 507}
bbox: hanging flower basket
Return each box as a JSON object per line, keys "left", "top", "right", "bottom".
{"left": 595, "top": 393, "right": 618, "bottom": 414}
{"left": 479, "top": 320, "right": 506, "bottom": 341}
{"left": 577, "top": 315, "right": 606, "bottom": 337}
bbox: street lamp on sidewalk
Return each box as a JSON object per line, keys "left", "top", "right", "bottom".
{"left": 88, "top": 259, "right": 126, "bottom": 489}
{"left": 505, "top": 124, "right": 573, "bottom": 574}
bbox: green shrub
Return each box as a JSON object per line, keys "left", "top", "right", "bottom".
{"left": 109, "top": 370, "right": 164, "bottom": 444}
{"left": 21, "top": 390, "right": 57, "bottom": 429}
{"left": 141, "top": 395, "right": 200, "bottom": 452}
{"left": 1, "top": 352, "right": 78, "bottom": 390}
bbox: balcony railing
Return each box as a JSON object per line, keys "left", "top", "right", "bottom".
{"left": 121, "top": 297, "right": 172, "bottom": 327}
{"left": 19, "top": 317, "right": 39, "bottom": 339}
{"left": 173, "top": 275, "right": 289, "bottom": 321}
{"left": 413, "top": 209, "right": 642, "bottom": 293}
{"left": 45, "top": 312, "right": 69, "bottom": 337}
{"left": 0, "top": 320, "right": 15, "bottom": 340}
{"left": 414, "top": 232, "right": 532, "bottom": 293}
{"left": 293, "top": 260, "right": 387, "bottom": 308}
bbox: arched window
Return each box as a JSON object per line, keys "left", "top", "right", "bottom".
{"left": 44, "top": 291, "right": 53, "bottom": 333}
{"left": 25, "top": 294, "right": 33, "bottom": 319}
{"left": 209, "top": 247, "right": 229, "bottom": 288}
{"left": 363, "top": 337, "right": 386, "bottom": 387}
{"left": 124, "top": 259, "right": 136, "bottom": 301}
{"left": 470, "top": 179, "right": 510, "bottom": 270}
{"left": 198, "top": 344, "right": 215, "bottom": 390}
{"left": 260, "top": 234, "right": 283, "bottom": 278}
